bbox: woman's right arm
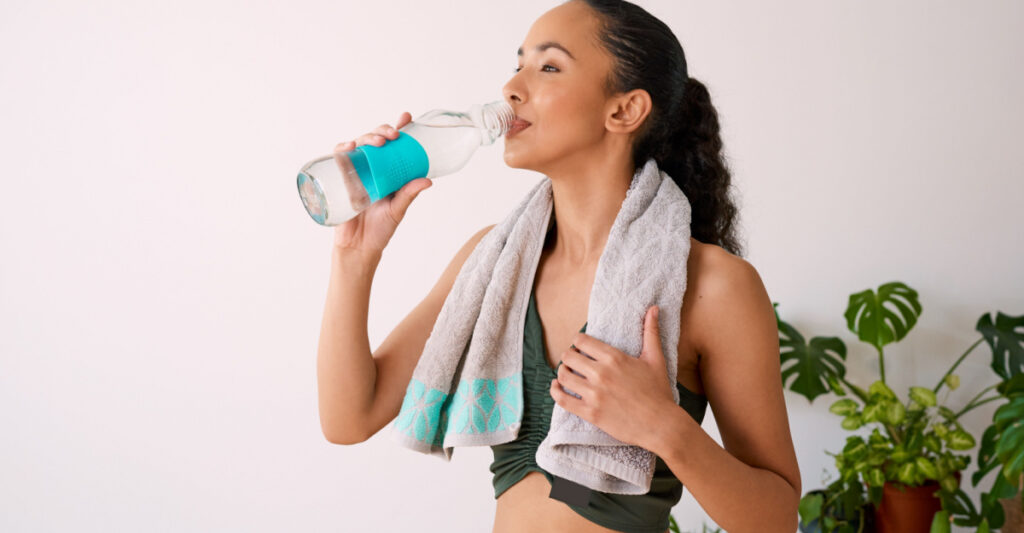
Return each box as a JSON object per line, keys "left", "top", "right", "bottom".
{"left": 318, "top": 223, "right": 495, "bottom": 444}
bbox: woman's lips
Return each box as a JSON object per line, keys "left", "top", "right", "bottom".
{"left": 506, "top": 118, "right": 532, "bottom": 138}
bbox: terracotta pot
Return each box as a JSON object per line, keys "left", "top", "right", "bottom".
{"left": 872, "top": 471, "right": 960, "bottom": 533}
{"left": 999, "top": 492, "right": 1024, "bottom": 533}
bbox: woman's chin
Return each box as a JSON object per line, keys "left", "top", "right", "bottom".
{"left": 502, "top": 149, "right": 531, "bottom": 170}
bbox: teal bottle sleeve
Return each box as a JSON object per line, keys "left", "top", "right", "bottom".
{"left": 350, "top": 131, "right": 430, "bottom": 202}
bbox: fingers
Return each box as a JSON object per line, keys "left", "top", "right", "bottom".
{"left": 401, "top": 177, "right": 432, "bottom": 198}
{"left": 396, "top": 111, "right": 411, "bottom": 129}
{"left": 387, "top": 178, "right": 432, "bottom": 225}
{"left": 355, "top": 125, "right": 396, "bottom": 148}
{"left": 335, "top": 113, "right": 411, "bottom": 154}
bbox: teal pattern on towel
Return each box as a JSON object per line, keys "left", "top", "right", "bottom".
{"left": 396, "top": 374, "right": 523, "bottom": 445}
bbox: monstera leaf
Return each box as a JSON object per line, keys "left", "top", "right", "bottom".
{"left": 777, "top": 306, "right": 849, "bottom": 403}
{"left": 976, "top": 311, "right": 1024, "bottom": 380}
{"left": 844, "top": 281, "right": 923, "bottom": 351}
{"left": 974, "top": 424, "right": 1002, "bottom": 486}
{"left": 993, "top": 373, "right": 1024, "bottom": 485}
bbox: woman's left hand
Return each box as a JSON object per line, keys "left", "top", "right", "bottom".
{"left": 549, "top": 305, "right": 679, "bottom": 450}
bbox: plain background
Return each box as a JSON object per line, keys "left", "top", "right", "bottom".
{"left": 1, "top": 0, "right": 1022, "bottom": 531}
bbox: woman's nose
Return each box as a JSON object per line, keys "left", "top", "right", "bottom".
{"left": 502, "top": 81, "right": 525, "bottom": 104}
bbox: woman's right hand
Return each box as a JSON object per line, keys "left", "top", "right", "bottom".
{"left": 331, "top": 111, "right": 433, "bottom": 256}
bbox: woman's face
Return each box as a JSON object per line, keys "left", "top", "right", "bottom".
{"left": 501, "top": 1, "right": 617, "bottom": 174}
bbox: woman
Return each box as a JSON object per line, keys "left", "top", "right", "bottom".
{"left": 319, "top": 1, "right": 801, "bottom": 532}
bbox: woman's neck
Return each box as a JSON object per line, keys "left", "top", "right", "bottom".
{"left": 546, "top": 164, "right": 634, "bottom": 265}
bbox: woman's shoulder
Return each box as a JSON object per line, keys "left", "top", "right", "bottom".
{"left": 682, "top": 238, "right": 767, "bottom": 355}
{"left": 687, "top": 236, "right": 757, "bottom": 288}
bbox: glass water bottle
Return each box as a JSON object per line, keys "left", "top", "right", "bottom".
{"left": 297, "top": 100, "right": 515, "bottom": 226}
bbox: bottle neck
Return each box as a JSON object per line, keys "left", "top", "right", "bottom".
{"left": 475, "top": 101, "right": 515, "bottom": 145}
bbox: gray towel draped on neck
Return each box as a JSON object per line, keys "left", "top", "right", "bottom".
{"left": 390, "top": 157, "right": 692, "bottom": 494}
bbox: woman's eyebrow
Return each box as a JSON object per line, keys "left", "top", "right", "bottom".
{"left": 517, "top": 41, "right": 576, "bottom": 61}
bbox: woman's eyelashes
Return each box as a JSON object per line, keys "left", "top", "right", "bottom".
{"left": 513, "top": 65, "right": 559, "bottom": 73}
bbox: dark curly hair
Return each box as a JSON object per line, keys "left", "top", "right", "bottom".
{"left": 569, "top": 0, "right": 744, "bottom": 257}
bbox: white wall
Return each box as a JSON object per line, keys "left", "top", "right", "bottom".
{"left": 1, "top": 0, "right": 1021, "bottom": 531}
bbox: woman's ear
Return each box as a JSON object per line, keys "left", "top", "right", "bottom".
{"left": 606, "top": 89, "right": 652, "bottom": 134}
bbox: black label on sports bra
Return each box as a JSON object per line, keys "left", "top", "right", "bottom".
{"left": 549, "top": 475, "right": 593, "bottom": 507}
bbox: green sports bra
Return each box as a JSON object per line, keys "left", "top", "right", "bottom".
{"left": 489, "top": 283, "right": 708, "bottom": 533}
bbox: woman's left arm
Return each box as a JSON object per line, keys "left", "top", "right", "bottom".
{"left": 647, "top": 257, "right": 802, "bottom": 533}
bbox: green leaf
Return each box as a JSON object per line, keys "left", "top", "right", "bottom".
{"left": 910, "top": 386, "right": 937, "bottom": 407}
{"left": 906, "top": 427, "right": 926, "bottom": 453}
{"left": 898, "top": 462, "right": 918, "bottom": 484}
{"left": 930, "top": 509, "right": 951, "bottom": 533}
{"left": 993, "top": 399, "right": 1024, "bottom": 429}
{"left": 842, "top": 414, "right": 864, "bottom": 430}
{"left": 883, "top": 401, "right": 906, "bottom": 425}
{"left": 869, "top": 380, "right": 898, "bottom": 401}
{"left": 949, "top": 430, "right": 977, "bottom": 451}
{"left": 844, "top": 282, "right": 922, "bottom": 351}
{"left": 867, "top": 451, "right": 887, "bottom": 466}
{"left": 993, "top": 405, "right": 1024, "bottom": 482}
{"left": 940, "top": 487, "right": 970, "bottom": 516}
{"left": 944, "top": 374, "right": 960, "bottom": 390}
{"left": 830, "top": 398, "right": 859, "bottom": 416}
{"left": 935, "top": 458, "right": 949, "bottom": 480}
{"left": 993, "top": 416, "right": 1024, "bottom": 468}
{"left": 778, "top": 317, "right": 848, "bottom": 403}
{"left": 916, "top": 456, "right": 939, "bottom": 479}
{"left": 998, "top": 372, "right": 1024, "bottom": 398}
{"left": 976, "top": 312, "right": 1024, "bottom": 380}
{"left": 999, "top": 443, "right": 1024, "bottom": 483}
{"left": 867, "top": 468, "right": 885, "bottom": 486}
{"left": 798, "top": 492, "right": 822, "bottom": 526}
{"left": 990, "top": 466, "right": 1021, "bottom": 499}
{"left": 972, "top": 425, "right": 1001, "bottom": 486}
{"left": 843, "top": 436, "right": 868, "bottom": 458}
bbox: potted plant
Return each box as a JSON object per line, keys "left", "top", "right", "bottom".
{"left": 775, "top": 280, "right": 1022, "bottom": 532}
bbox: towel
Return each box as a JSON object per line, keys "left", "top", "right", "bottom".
{"left": 390, "top": 157, "right": 692, "bottom": 495}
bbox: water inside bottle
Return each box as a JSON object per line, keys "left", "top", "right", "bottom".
{"left": 397, "top": 122, "right": 482, "bottom": 178}
{"left": 297, "top": 153, "right": 372, "bottom": 226}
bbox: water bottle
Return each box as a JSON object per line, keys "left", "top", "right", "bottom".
{"left": 297, "top": 100, "right": 516, "bottom": 226}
